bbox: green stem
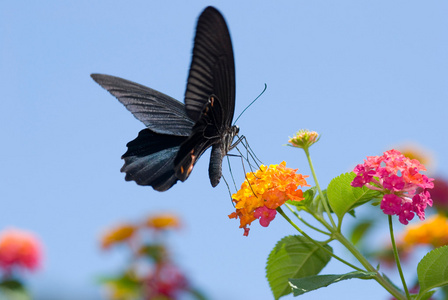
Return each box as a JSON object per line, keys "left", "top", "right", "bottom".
{"left": 388, "top": 215, "right": 410, "bottom": 299}
{"left": 303, "top": 148, "right": 337, "bottom": 229}
{"left": 277, "top": 207, "right": 363, "bottom": 272}
{"left": 333, "top": 231, "right": 407, "bottom": 300}
{"left": 284, "top": 203, "right": 330, "bottom": 235}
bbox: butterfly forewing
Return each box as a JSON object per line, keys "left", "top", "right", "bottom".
{"left": 91, "top": 74, "right": 194, "bottom": 136}
{"left": 184, "top": 6, "right": 235, "bottom": 125}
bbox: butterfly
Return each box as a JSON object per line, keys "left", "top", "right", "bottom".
{"left": 91, "top": 6, "right": 239, "bottom": 191}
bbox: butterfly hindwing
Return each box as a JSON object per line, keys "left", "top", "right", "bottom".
{"left": 121, "top": 129, "right": 188, "bottom": 191}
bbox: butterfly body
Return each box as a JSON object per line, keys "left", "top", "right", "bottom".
{"left": 91, "top": 6, "right": 237, "bottom": 191}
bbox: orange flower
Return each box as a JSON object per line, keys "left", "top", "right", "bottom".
{"left": 101, "top": 224, "right": 136, "bottom": 249}
{"left": 397, "top": 143, "right": 433, "bottom": 169}
{"left": 145, "top": 214, "right": 180, "bottom": 230}
{"left": 229, "top": 162, "right": 309, "bottom": 236}
{"left": 0, "top": 228, "right": 42, "bottom": 272}
{"left": 402, "top": 214, "right": 448, "bottom": 249}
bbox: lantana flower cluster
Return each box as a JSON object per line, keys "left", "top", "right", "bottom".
{"left": 0, "top": 228, "right": 42, "bottom": 273}
{"left": 351, "top": 149, "right": 434, "bottom": 225}
{"left": 402, "top": 214, "right": 448, "bottom": 249}
{"left": 101, "top": 214, "right": 181, "bottom": 249}
{"left": 100, "top": 214, "right": 196, "bottom": 300}
{"left": 229, "top": 162, "right": 309, "bottom": 236}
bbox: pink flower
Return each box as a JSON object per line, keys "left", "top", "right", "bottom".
{"left": 380, "top": 194, "right": 402, "bottom": 215}
{"left": 352, "top": 150, "right": 434, "bottom": 225}
{"left": 145, "top": 264, "right": 188, "bottom": 299}
{"left": 254, "top": 206, "right": 277, "bottom": 227}
{"left": 383, "top": 175, "right": 405, "bottom": 191}
{"left": 0, "top": 228, "right": 42, "bottom": 273}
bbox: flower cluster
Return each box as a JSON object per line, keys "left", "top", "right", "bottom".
{"left": 146, "top": 214, "right": 180, "bottom": 230}
{"left": 288, "top": 130, "right": 320, "bottom": 149}
{"left": 101, "top": 223, "right": 136, "bottom": 249}
{"left": 101, "top": 214, "right": 181, "bottom": 250}
{"left": 402, "top": 214, "right": 448, "bottom": 249}
{"left": 0, "top": 228, "right": 42, "bottom": 273}
{"left": 144, "top": 263, "right": 188, "bottom": 299}
{"left": 229, "top": 162, "right": 309, "bottom": 236}
{"left": 351, "top": 149, "right": 434, "bottom": 225}
{"left": 99, "top": 214, "right": 202, "bottom": 300}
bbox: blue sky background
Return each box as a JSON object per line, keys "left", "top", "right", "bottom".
{"left": 1, "top": 1, "right": 447, "bottom": 299}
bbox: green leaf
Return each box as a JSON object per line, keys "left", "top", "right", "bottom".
{"left": 440, "top": 284, "right": 448, "bottom": 299}
{"left": 286, "top": 187, "right": 316, "bottom": 209}
{"left": 139, "top": 244, "right": 166, "bottom": 262}
{"left": 187, "top": 288, "right": 209, "bottom": 300}
{"left": 289, "top": 271, "right": 376, "bottom": 296}
{"left": 419, "top": 290, "right": 436, "bottom": 300}
{"left": 417, "top": 245, "right": 448, "bottom": 298}
{"left": 266, "top": 235, "right": 332, "bottom": 299}
{"left": 327, "top": 172, "right": 381, "bottom": 222}
{"left": 309, "top": 189, "right": 328, "bottom": 216}
{"left": 98, "top": 272, "right": 141, "bottom": 300}
{"left": 0, "top": 289, "right": 31, "bottom": 300}
{"left": 0, "top": 279, "right": 25, "bottom": 290}
{"left": 349, "top": 219, "right": 374, "bottom": 246}
{"left": 303, "top": 187, "right": 316, "bottom": 202}
{"left": 0, "top": 280, "right": 30, "bottom": 300}
{"left": 288, "top": 187, "right": 327, "bottom": 216}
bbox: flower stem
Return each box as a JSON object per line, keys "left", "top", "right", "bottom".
{"left": 388, "top": 215, "right": 410, "bottom": 299}
{"left": 284, "top": 203, "right": 330, "bottom": 235}
{"left": 277, "top": 207, "right": 363, "bottom": 272}
{"left": 333, "top": 230, "right": 407, "bottom": 300}
{"left": 303, "top": 148, "right": 337, "bottom": 229}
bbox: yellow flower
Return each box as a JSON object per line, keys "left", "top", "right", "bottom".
{"left": 145, "top": 214, "right": 180, "bottom": 230}
{"left": 101, "top": 224, "right": 136, "bottom": 249}
{"left": 395, "top": 143, "right": 434, "bottom": 171}
{"left": 229, "top": 162, "right": 309, "bottom": 236}
{"left": 402, "top": 214, "right": 448, "bottom": 248}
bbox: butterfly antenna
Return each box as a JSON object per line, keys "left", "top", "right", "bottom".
{"left": 233, "top": 84, "right": 267, "bottom": 125}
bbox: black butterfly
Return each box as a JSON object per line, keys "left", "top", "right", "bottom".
{"left": 91, "top": 6, "right": 239, "bottom": 191}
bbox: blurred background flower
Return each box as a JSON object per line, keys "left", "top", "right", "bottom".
{"left": 0, "top": 228, "right": 42, "bottom": 273}
{"left": 0, "top": 228, "right": 43, "bottom": 300}
{"left": 99, "top": 213, "right": 206, "bottom": 300}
